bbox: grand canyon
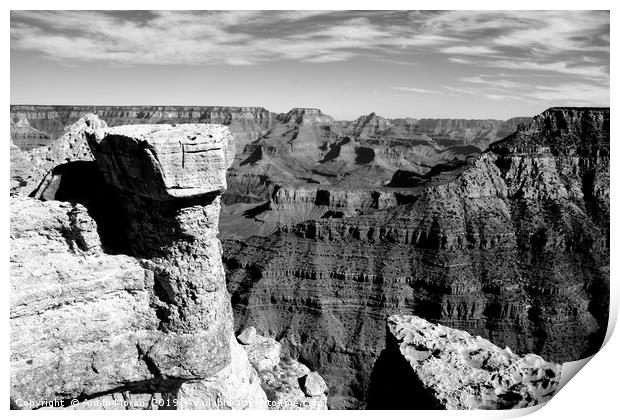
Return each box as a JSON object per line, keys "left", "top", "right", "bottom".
{"left": 10, "top": 104, "right": 609, "bottom": 409}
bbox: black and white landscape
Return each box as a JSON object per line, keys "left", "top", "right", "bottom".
{"left": 9, "top": 10, "right": 610, "bottom": 410}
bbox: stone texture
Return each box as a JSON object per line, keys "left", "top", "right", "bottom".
{"left": 10, "top": 198, "right": 160, "bottom": 405}
{"left": 10, "top": 113, "right": 105, "bottom": 198}
{"left": 237, "top": 327, "right": 258, "bottom": 345}
{"left": 175, "top": 336, "right": 267, "bottom": 409}
{"left": 300, "top": 372, "right": 328, "bottom": 397}
{"left": 239, "top": 330, "right": 328, "bottom": 409}
{"left": 11, "top": 123, "right": 269, "bottom": 409}
{"left": 86, "top": 123, "right": 235, "bottom": 200}
{"left": 369, "top": 315, "right": 561, "bottom": 409}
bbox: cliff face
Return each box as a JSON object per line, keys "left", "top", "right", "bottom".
{"left": 224, "top": 107, "right": 609, "bottom": 408}
{"left": 10, "top": 117, "right": 51, "bottom": 150}
{"left": 368, "top": 315, "right": 561, "bottom": 409}
{"left": 10, "top": 105, "right": 276, "bottom": 153}
{"left": 10, "top": 123, "right": 270, "bottom": 409}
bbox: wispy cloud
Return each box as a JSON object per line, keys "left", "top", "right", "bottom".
{"left": 392, "top": 86, "right": 457, "bottom": 97}
{"left": 440, "top": 46, "right": 497, "bottom": 55}
{"left": 11, "top": 10, "right": 609, "bottom": 70}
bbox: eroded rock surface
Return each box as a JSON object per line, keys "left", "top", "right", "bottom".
{"left": 238, "top": 328, "right": 328, "bottom": 410}
{"left": 10, "top": 113, "right": 106, "bottom": 198}
{"left": 368, "top": 315, "right": 561, "bottom": 409}
{"left": 10, "top": 123, "right": 268, "bottom": 409}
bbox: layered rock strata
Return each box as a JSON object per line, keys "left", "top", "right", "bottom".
{"left": 368, "top": 315, "right": 561, "bottom": 409}
{"left": 224, "top": 107, "right": 609, "bottom": 408}
{"left": 10, "top": 105, "right": 276, "bottom": 152}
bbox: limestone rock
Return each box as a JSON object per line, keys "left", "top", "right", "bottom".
{"left": 10, "top": 198, "right": 157, "bottom": 405}
{"left": 300, "top": 372, "right": 328, "bottom": 397}
{"left": 10, "top": 113, "right": 105, "bottom": 197}
{"left": 374, "top": 315, "right": 561, "bottom": 409}
{"left": 176, "top": 337, "right": 267, "bottom": 409}
{"left": 242, "top": 333, "right": 282, "bottom": 371}
{"left": 239, "top": 330, "right": 328, "bottom": 410}
{"left": 86, "top": 123, "right": 235, "bottom": 200}
{"left": 11, "top": 122, "right": 268, "bottom": 410}
{"left": 237, "top": 327, "right": 258, "bottom": 345}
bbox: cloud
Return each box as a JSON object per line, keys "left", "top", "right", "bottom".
{"left": 10, "top": 6, "right": 610, "bottom": 115}
{"left": 489, "top": 60, "right": 609, "bottom": 82}
{"left": 392, "top": 86, "right": 456, "bottom": 97}
{"left": 448, "top": 57, "right": 473, "bottom": 64}
{"left": 12, "top": 10, "right": 608, "bottom": 69}
{"left": 440, "top": 46, "right": 497, "bottom": 56}
{"left": 526, "top": 83, "right": 609, "bottom": 105}
{"left": 446, "top": 73, "right": 608, "bottom": 106}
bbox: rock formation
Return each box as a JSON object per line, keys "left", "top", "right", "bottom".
{"left": 10, "top": 114, "right": 106, "bottom": 198}
{"left": 367, "top": 315, "right": 561, "bottom": 409}
{"left": 10, "top": 123, "right": 270, "bottom": 409}
{"left": 237, "top": 327, "right": 329, "bottom": 409}
{"left": 10, "top": 116, "right": 51, "bottom": 150}
{"left": 224, "top": 107, "right": 609, "bottom": 408}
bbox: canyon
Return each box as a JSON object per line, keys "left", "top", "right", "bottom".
{"left": 9, "top": 105, "right": 609, "bottom": 410}
{"left": 222, "top": 107, "right": 609, "bottom": 408}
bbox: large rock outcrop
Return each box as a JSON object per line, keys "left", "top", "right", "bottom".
{"left": 224, "top": 107, "right": 609, "bottom": 408}
{"left": 10, "top": 123, "right": 269, "bottom": 409}
{"left": 367, "top": 315, "right": 561, "bottom": 409}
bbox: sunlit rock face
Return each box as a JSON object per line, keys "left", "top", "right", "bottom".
{"left": 237, "top": 327, "right": 329, "bottom": 410}
{"left": 10, "top": 123, "right": 269, "bottom": 410}
{"left": 224, "top": 107, "right": 609, "bottom": 409}
{"left": 367, "top": 315, "right": 561, "bottom": 410}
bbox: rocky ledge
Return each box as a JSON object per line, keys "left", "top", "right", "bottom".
{"left": 10, "top": 122, "right": 324, "bottom": 410}
{"left": 237, "top": 327, "right": 329, "bottom": 410}
{"left": 368, "top": 315, "right": 561, "bottom": 410}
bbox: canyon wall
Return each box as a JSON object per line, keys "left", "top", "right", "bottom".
{"left": 223, "top": 107, "right": 609, "bottom": 408}
{"left": 10, "top": 105, "right": 276, "bottom": 152}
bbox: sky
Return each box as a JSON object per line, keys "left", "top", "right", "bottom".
{"left": 10, "top": 10, "right": 610, "bottom": 120}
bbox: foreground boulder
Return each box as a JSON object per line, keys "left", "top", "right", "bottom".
{"left": 368, "top": 315, "right": 561, "bottom": 409}
{"left": 238, "top": 328, "right": 328, "bottom": 410}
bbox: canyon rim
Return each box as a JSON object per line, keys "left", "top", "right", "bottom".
{"left": 9, "top": 8, "right": 611, "bottom": 411}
